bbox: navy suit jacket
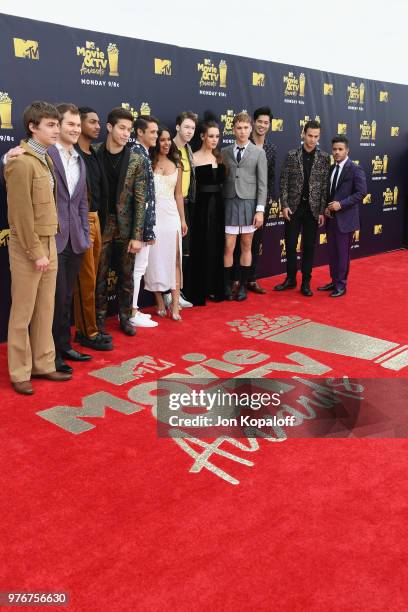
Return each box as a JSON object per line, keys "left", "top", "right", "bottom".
{"left": 329, "top": 159, "right": 367, "bottom": 233}
{"left": 48, "top": 145, "right": 90, "bottom": 254}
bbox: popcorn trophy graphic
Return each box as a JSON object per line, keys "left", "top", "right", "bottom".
{"left": 219, "top": 60, "right": 227, "bottom": 88}
{"left": 299, "top": 73, "right": 306, "bottom": 97}
{"left": 0, "top": 92, "right": 13, "bottom": 129}
{"left": 359, "top": 82, "right": 365, "bottom": 104}
{"left": 228, "top": 314, "right": 408, "bottom": 371}
{"left": 107, "top": 43, "right": 119, "bottom": 76}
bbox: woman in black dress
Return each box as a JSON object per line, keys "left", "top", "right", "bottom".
{"left": 190, "top": 117, "right": 225, "bottom": 305}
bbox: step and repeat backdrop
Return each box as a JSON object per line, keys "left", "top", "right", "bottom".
{"left": 1, "top": 13, "right": 407, "bottom": 340}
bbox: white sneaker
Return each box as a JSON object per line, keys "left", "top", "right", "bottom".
{"left": 179, "top": 294, "right": 193, "bottom": 308}
{"left": 129, "top": 312, "right": 158, "bottom": 328}
{"left": 137, "top": 311, "right": 151, "bottom": 319}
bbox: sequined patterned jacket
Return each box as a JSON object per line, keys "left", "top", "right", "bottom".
{"left": 131, "top": 142, "right": 156, "bottom": 242}
{"left": 93, "top": 142, "right": 147, "bottom": 241}
{"left": 279, "top": 146, "right": 330, "bottom": 219}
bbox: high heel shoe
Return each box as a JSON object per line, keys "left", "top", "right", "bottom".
{"left": 156, "top": 309, "right": 167, "bottom": 318}
{"left": 167, "top": 307, "right": 182, "bottom": 321}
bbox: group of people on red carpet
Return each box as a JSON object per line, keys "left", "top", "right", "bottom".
{"left": 1, "top": 101, "right": 367, "bottom": 395}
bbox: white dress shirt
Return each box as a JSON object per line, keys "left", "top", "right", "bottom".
{"left": 55, "top": 142, "right": 80, "bottom": 197}
{"left": 234, "top": 142, "right": 250, "bottom": 161}
{"left": 330, "top": 156, "right": 349, "bottom": 195}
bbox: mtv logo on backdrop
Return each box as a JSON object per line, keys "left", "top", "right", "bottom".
{"left": 374, "top": 224, "right": 383, "bottom": 235}
{"left": 271, "top": 118, "right": 283, "bottom": 131}
{"left": 0, "top": 228, "right": 10, "bottom": 247}
{"left": 13, "top": 38, "right": 39, "bottom": 60}
{"left": 363, "top": 194, "right": 372, "bottom": 204}
{"left": 379, "top": 91, "right": 389, "bottom": 102}
{"left": 323, "top": 83, "right": 333, "bottom": 95}
{"left": 252, "top": 72, "right": 265, "bottom": 86}
{"left": 337, "top": 123, "right": 347, "bottom": 134}
{"left": 319, "top": 233, "right": 327, "bottom": 245}
{"left": 154, "top": 59, "right": 172, "bottom": 75}
{"left": 391, "top": 127, "right": 399, "bottom": 137}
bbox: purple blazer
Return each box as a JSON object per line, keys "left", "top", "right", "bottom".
{"left": 329, "top": 159, "right": 367, "bottom": 233}
{"left": 48, "top": 145, "right": 90, "bottom": 254}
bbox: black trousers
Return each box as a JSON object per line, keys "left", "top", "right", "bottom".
{"left": 284, "top": 204, "right": 318, "bottom": 281}
{"left": 53, "top": 240, "right": 84, "bottom": 353}
{"left": 232, "top": 226, "right": 263, "bottom": 282}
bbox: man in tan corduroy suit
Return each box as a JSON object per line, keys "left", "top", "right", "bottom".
{"left": 4, "top": 101, "right": 72, "bottom": 394}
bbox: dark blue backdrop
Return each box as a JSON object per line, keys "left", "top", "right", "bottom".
{"left": 1, "top": 13, "right": 407, "bottom": 341}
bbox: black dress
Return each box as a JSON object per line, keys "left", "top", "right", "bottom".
{"left": 190, "top": 164, "right": 225, "bottom": 305}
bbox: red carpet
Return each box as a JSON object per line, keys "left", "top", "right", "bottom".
{"left": 1, "top": 250, "right": 408, "bottom": 611}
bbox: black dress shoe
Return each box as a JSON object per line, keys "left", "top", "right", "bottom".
{"left": 317, "top": 282, "right": 335, "bottom": 292}
{"left": 55, "top": 356, "right": 73, "bottom": 374}
{"left": 300, "top": 282, "right": 313, "bottom": 297}
{"left": 80, "top": 333, "right": 113, "bottom": 351}
{"left": 330, "top": 288, "right": 346, "bottom": 297}
{"left": 60, "top": 348, "right": 92, "bottom": 361}
{"left": 120, "top": 319, "right": 137, "bottom": 336}
{"left": 274, "top": 278, "right": 296, "bottom": 291}
{"left": 247, "top": 281, "right": 266, "bottom": 294}
{"left": 75, "top": 330, "right": 112, "bottom": 343}
{"left": 236, "top": 283, "right": 247, "bottom": 301}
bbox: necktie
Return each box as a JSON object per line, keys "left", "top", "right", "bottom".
{"left": 236, "top": 147, "right": 245, "bottom": 163}
{"left": 330, "top": 164, "right": 340, "bottom": 200}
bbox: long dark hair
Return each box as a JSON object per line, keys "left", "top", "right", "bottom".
{"left": 151, "top": 125, "right": 181, "bottom": 169}
{"left": 195, "top": 111, "right": 223, "bottom": 165}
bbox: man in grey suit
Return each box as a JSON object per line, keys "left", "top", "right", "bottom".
{"left": 222, "top": 112, "right": 267, "bottom": 301}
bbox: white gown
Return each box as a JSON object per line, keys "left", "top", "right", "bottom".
{"left": 144, "top": 170, "right": 182, "bottom": 292}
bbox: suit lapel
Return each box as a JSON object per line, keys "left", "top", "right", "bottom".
{"left": 116, "top": 147, "right": 131, "bottom": 203}
{"left": 224, "top": 145, "right": 236, "bottom": 167}
{"left": 238, "top": 141, "right": 255, "bottom": 167}
{"left": 71, "top": 156, "right": 85, "bottom": 199}
{"left": 335, "top": 159, "right": 352, "bottom": 191}
{"left": 50, "top": 147, "right": 69, "bottom": 194}
{"left": 296, "top": 148, "right": 304, "bottom": 180}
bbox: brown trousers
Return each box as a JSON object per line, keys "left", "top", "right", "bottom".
{"left": 73, "top": 212, "right": 102, "bottom": 338}
{"left": 8, "top": 233, "right": 57, "bottom": 382}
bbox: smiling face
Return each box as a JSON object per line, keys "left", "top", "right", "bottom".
{"left": 253, "top": 114, "right": 271, "bottom": 138}
{"left": 137, "top": 121, "right": 158, "bottom": 149}
{"left": 158, "top": 130, "right": 172, "bottom": 155}
{"left": 59, "top": 110, "right": 82, "bottom": 146}
{"left": 201, "top": 126, "right": 220, "bottom": 150}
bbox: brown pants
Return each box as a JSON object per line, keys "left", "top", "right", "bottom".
{"left": 8, "top": 233, "right": 57, "bottom": 383}
{"left": 73, "top": 212, "right": 102, "bottom": 338}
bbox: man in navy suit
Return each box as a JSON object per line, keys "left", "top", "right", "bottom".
{"left": 49, "top": 103, "right": 90, "bottom": 370}
{"left": 318, "top": 135, "right": 367, "bottom": 297}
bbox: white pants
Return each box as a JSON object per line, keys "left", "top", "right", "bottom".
{"left": 132, "top": 244, "right": 150, "bottom": 309}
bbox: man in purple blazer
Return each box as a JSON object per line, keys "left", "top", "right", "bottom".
{"left": 318, "top": 135, "right": 367, "bottom": 297}
{"left": 48, "top": 103, "right": 90, "bottom": 371}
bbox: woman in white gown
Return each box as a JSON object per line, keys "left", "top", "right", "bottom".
{"left": 144, "top": 126, "right": 187, "bottom": 320}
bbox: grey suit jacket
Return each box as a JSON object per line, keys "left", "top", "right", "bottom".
{"left": 221, "top": 142, "right": 268, "bottom": 208}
